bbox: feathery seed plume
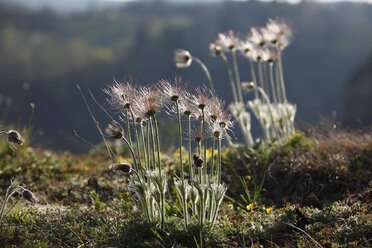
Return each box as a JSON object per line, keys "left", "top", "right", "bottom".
{"left": 104, "top": 79, "right": 137, "bottom": 111}
{"left": 214, "top": 30, "right": 240, "bottom": 52}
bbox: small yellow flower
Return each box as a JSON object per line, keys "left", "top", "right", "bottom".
{"left": 245, "top": 175, "right": 251, "bottom": 180}
{"left": 116, "top": 155, "right": 125, "bottom": 163}
{"left": 206, "top": 148, "right": 212, "bottom": 158}
{"left": 266, "top": 207, "right": 273, "bottom": 214}
{"left": 228, "top": 204, "right": 234, "bottom": 210}
{"left": 173, "top": 146, "right": 186, "bottom": 158}
{"left": 246, "top": 202, "right": 257, "bottom": 211}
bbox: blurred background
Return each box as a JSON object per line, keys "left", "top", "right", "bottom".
{"left": 0, "top": 0, "right": 372, "bottom": 152}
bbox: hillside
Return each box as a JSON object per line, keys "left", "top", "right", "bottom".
{"left": 0, "top": 1, "right": 372, "bottom": 151}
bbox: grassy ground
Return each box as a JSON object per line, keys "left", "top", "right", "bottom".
{"left": 0, "top": 124, "right": 371, "bottom": 247}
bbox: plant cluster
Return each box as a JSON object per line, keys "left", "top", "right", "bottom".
{"left": 175, "top": 18, "right": 296, "bottom": 145}
{"left": 81, "top": 77, "right": 232, "bottom": 230}
{"left": 0, "top": 179, "right": 39, "bottom": 225}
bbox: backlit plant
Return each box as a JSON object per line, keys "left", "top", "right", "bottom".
{"left": 175, "top": 18, "right": 297, "bottom": 145}
{"left": 80, "top": 78, "right": 229, "bottom": 231}
{"left": 0, "top": 179, "right": 39, "bottom": 225}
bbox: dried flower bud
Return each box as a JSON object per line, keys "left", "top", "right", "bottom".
{"left": 113, "top": 163, "right": 132, "bottom": 173}
{"left": 7, "top": 130, "right": 24, "bottom": 145}
{"left": 193, "top": 154, "right": 204, "bottom": 168}
{"left": 174, "top": 49, "right": 192, "bottom": 68}
{"left": 136, "top": 117, "right": 143, "bottom": 124}
{"left": 22, "top": 189, "right": 39, "bottom": 203}
{"left": 105, "top": 122, "right": 123, "bottom": 139}
{"left": 242, "top": 82, "right": 255, "bottom": 92}
{"left": 209, "top": 43, "right": 222, "bottom": 56}
{"left": 213, "top": 130, "right": 221, "bottom": 138}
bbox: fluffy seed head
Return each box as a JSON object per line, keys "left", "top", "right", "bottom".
{"left": 193, "top": 86, "right": 212, "bottom": 110}
{"left": 263, "top": 18, "right": 293, "bottom": 50}
{"left": 240, "top": 39, "right": 255, "bottom": 55}
{"left": 133, "top": 86, "right": 164, "bottom": 118}
{"left": 248, "top": 27, "right": 265, "bottom": 47}
{"left": 178, "top": 92, "right": 198, "bottom": 116}
{"left": 214, "top": 30, "right": 240, "bottom": 52}
{"left": 206, "top": 97, "right": 224, "bottom": 122}
{"left": 210, "top": 122, "right": 223, "bottom": 139}
{"left": 218, "top": 110, "right": 234, "bottom": 132}
{"left": 158, "top": 77, "right": 186, "bottom": 102}
{"left": 104, "top": 79, "right": 136, "bottom": 110}
{"left": 191, "top": 127, "right": 203, "bottom": 143}
{"left": 174, "top": 49, "right": 192, "bottom": 68}
{"left": 251, "top": 46, "right": 270, "bottom": 62}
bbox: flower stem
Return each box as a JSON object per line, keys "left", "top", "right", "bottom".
{"left": 3, "top": 197, "right": 21, "bottom": 218}
{"left": 149, "top": 118, "right": 156, "bottom": 170}
{"left": 130, "top": 111, "right": 142, "bottom": 171}
{"left": 269, "top": 63, "right": 278, "bottom": 104}
{"left": 145, "top": 122, "right": 150, "bottom": 170}
{"left": 125, "top": 108, "right": 132, "bottom": 147}
{"left": 275, "top": 61, "right": 283, "bottom": 103}
{"left": 176, "top": 101, "right": 184, "bottom": 183}
{"left": 220, "top": 53, "right": 238, "bottom": 102}
{"left": 277, "top": 49, "right": 287, "bottom": 102}
{"left": 121, "top": 137, "right": 138, "bottom": 172}
{"left": 201, "top": 109, "right": 207, "bottom": 176}
{"left": 231, "top": 50, "right": 244, "bottom": 103}
{"left": 198, "top": 141, "right": 201, "bottom": 157}
{"left": 192, "top": 56, "right": 215, "bottom": 94}
{"left": 140, "top": 122, "right": 148, "bottom": 169}
{"left": 151, "top": 115, "right": 165, "bottom": 230}
{"left": 153, "top": 116, "right": 162, "bottom": 174}
{"left": 0, "top": 181, "right": 20, "bottom": 224}
{"left": 211, "top": 138, "right": 215, "bottom": 178}
{"left": 217, "top": 138, "right": 221, "bottom": 185}
{"left": 249, "top": 58, "right": 259, "bottom": 99}
{"left": 0, "top": 189, "right": 11, "bottom": 224}
{"left": 263, "top": 62, "right": 270, "bottom": 97}
{"left": 187, "top": 115, "right": 193, "bottom": 179}
{"left": 258, "top": 62, "right": 264, "bottom": 97}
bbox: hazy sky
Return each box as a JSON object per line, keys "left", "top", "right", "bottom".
{"left": 102, "top": 0, "right": 372, "bottom": 3}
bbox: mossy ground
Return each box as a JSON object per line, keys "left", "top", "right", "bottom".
{"left": 0, "top": 125, "right": 371, "bottom": 247}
